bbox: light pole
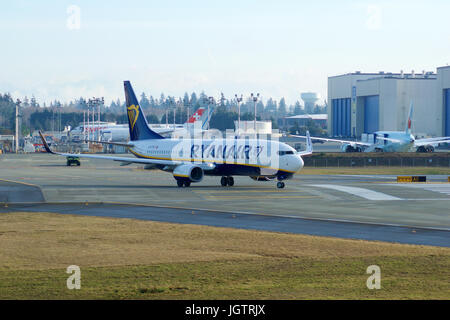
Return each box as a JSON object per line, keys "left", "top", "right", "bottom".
{"left": 87, "top": 106, "right": 90, "bottom": 145}
{"left": 58, "top": 103, "right": 61, "bottom": 133}
{"left": 207, "top": 97, "right": 215, "bottom": 130}
{"left": 173, "top": 102, "right": 176, "bottom": 130}
{"left": 251, "top": 93, "right": 260, "bottom": 134}
{"left": 88, "top": 97, "right": 104, "bottom": 141}
{"left": 165, "top": 107, "right": 168, "bottom": 128}
{"left": 15, "top": 99, "right": 21, "bottom": 153}
{"left": 235, "top": 94, "right": 243, "bottom": 135}
{"left": 186, "top": 102, "right": 191, "bottom": 123}
{"left": 83, "top": 110, "right": 86, "bottom": 143}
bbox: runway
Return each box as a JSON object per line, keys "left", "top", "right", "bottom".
{"left": 0, "top": 153, "right": 449, "bottom": 247}
{"left": 2, "top": 202, "right": 449, "bottom": 247}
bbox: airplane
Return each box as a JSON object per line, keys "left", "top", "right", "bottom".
{"left": 291, "top": 102, "right": 450, "bottom": 153}
{"left": 39, "top": 81, "right": 312, "bottom": 189}
{"left": 70, "top": 121, "right": 121, "bottom": 142}
{"left": 99, "top": 105, "right": 213, "bottom": 141}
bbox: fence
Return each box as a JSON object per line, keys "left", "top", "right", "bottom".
{"left": 304, "top": 155, "right": 450, "bottom": 167}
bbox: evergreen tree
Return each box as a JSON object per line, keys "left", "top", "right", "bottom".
{"left": 198, "top": 91, "right": 208, "bottom": 108}
{"left": 30, "top": 95, "right": 39, "bottom": 108}
{"left": 294, "top": 101, "right": 303, "bottom": 115}
{"left": 140, "top": 92, "right": 150, "bottom": 109}
{"left": 264, "top": 98, "right": 277, "bottom": 114}
{"left": 278, "top": 98, "right": 287, "bottom": 116}
{"left": 146, "top": 114, "right": 159, "bottom": 124}
{"left": 183, "top": 92, "right": 190, "bottom": 106}
{"left": 149, "top": 95, "right": 156, "bottom": 108}
{"left": 256, "top": 100, "right": 265, "bottom": 116}
{"left": 209, "top": 106, "right": 238, "bottom": 131}
{"left": 190, "top": 92, "right": 198, "bottom": 108}
{"left": 159, "top": 93, "right": 166, "bottom": 109}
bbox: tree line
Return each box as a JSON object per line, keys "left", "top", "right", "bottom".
{"left": 0, "top": 91, "right": 327, "bottom": 134}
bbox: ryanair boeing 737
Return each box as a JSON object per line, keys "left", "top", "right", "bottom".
{"left": 39, "top": 81, "right": 312, "bottom": 189}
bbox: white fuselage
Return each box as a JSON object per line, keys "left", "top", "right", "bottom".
{"left": 129, "top": 138, "right": 304, "bottom": 176}
{"left": 363, "top": 131, "right": 415, "bottom": 152}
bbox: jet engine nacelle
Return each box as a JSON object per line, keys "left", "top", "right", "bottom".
{"left": 416, "top": 145, "right": 435, "bottom": 153}
{"left": 173, "top": 164, "right": 204, "bottom": 182}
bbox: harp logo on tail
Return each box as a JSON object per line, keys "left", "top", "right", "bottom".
{"left": 127, "top": 105, "right": 140, "bottom": 130}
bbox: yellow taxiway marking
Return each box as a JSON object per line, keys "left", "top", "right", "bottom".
{"left": 0, "top": 178, "right": 39, "bottom": 188}
{"left": 193, "top": 190, "right": 306, "bottom": 193}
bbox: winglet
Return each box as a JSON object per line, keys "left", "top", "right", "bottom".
{"left": 305, "top": 130, "right": 313, "bottom": 154}
{"left": 38, "top": 131, "right": 54, "bottom": 154}
{"left": 297, "top": 130, "right": 313, "bottom": 156}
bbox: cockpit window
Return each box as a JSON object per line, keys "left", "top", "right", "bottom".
{"left": 278, "top": 150, "right": 295, "bottom": 156}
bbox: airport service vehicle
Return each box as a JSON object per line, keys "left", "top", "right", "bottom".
{"left": 39, "top": 81, "right": 312, "bottom": 189}
{"left": 66, "top": 156, "right": 80, "bottom": 166}
{"left": 292, "top": 103, "right": 450, "bottom": 153}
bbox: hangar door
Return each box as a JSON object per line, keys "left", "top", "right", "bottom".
{"left": 364, "top": 95, "right": 379, "bottom": 133}
{"left": 332, "top": 98, "right": 351, "bottom": 136}
{"left": 445, "top": 89, "right": 450, "bottom": 136}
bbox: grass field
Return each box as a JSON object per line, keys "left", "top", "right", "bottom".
{"left": 300, "top": 166, "right": 450, "bottom": 175}
{"left": 1, "top": 212, "right": 449, "bottom": 299}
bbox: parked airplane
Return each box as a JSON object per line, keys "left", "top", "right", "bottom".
{"left": 292, "top": 103, "right": 450, "bottom": 152}
{"left": 70, "top": 121, "right": 120, "bottom": 142}
{"left": 39, "top": 81, "right": 312, "bottom": 188}
{"left": 99, "top": 106, "right": 213, "bottom": 141}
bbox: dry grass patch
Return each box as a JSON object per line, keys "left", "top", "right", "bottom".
{"left": 0, "top": 212, "right": 449, "bottom": 299}
{"left": 1, "top": 212, "right": 448, "bottom": 271}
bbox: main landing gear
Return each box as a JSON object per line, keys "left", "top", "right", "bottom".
{"left": 276, "top": 181, "right": 285, "bottom": 189}
{"left": 220, "top": 176, "right": 234, "bottom": 187}
{"left": 177, "top": 180, "right": 191, "bottom": 187}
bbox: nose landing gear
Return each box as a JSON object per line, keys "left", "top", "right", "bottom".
{"left": 177, "top": 180, "right": 191, "bottom": 187}
{"left": 276, "top": 181, "right": 285, "bottom": 189}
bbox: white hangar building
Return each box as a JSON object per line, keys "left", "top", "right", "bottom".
{"left": 327, "top": 66, "right": 450, "bottom": 138}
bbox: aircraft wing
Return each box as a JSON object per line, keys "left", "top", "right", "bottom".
{"left": 39, "top": 131, "right": 206, "bottom": 168}
{"left": 289, "top": 135, "right": 372, "bottom": 146}
{"left": 85, "top": 140, "right": 134, "bottom": 147}
{"left": 414, "top": 137, "right": 450, "bottom": 147}
{"left": 154, "top": 128, "right": 176, "bottom": 135}
{"left": 52, "top": 152, "right": 181, "bottom": 166}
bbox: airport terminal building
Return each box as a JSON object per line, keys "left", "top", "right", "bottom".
{"left": 327, "top": 66, "right": 450, "bottom": 138}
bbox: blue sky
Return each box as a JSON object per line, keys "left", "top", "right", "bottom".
{"left": 1, "top": 0, "right": 449, "bottom": 105}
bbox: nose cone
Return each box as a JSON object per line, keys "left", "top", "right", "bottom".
{"left": 285, "top": 154, "right": 303, "bottom": 172}
{"left": 295, "top": 155, "right": 304, "bottom": 171}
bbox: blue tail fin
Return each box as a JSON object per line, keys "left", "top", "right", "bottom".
{"left": 124, "top": 81, "right": 164, "bottom": 141}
